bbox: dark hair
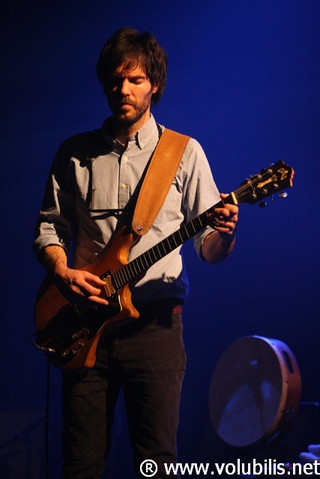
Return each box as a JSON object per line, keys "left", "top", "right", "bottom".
{"left": 96, "top": 28, "right": 168, "bottom": 105}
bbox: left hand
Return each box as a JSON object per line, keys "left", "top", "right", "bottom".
{"left": 210, "top": 193, "right": 239, "bottom": 237}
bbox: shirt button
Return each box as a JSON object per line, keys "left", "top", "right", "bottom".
{"left": 120, "top": 183, "right": 127, "bottom": 189}
{"left": 122, "top": 155, "right": 128, "bottom": 162}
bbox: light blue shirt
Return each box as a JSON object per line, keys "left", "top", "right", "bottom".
{"left": 34, "top": 115, "right": 221, "bottom": 303}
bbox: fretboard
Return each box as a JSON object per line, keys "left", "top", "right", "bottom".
{"left": 111, "top": 200, "right": 225, "bottom": 290}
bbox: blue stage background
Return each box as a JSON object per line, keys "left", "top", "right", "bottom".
{"left": 1, "top": 1, "right": 320, "bottom": 477}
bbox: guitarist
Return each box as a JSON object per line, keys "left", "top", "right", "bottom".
{"left": 34, "top": 28, "right": 238, "bottom": 479}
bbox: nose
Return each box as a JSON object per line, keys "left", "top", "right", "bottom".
{"left": 120, "top": 78, "right": 130, "bottom": 95}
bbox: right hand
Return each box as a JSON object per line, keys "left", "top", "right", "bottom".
{"left": 55, "top": 264, "right": 109, "bottom": 306}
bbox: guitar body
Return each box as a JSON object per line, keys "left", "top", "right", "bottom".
{"left": 34, "top": 227, "right": 139, "bottom": 369}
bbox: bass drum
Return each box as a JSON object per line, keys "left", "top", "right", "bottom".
{"left": 209, "top": 335, "right": 301, "bottom": 448}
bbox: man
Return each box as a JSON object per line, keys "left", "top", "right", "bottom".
{"left": 34, "top": 28, "right": 238, "bottom": 479}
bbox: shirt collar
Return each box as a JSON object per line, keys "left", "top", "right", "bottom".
{"left": 132, "top": 114, "right": 159, "bottom": 150}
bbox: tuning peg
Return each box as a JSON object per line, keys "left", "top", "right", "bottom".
{"left": 279, "top": 191, "right": 288, "bottom": 198}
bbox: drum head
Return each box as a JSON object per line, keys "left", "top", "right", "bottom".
{"left": 209, "top": 336, "right": 301, "bottom": 448}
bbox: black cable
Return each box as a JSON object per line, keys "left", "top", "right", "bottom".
{"left": 45, "top": 359, "right": 51, "bottom": 479}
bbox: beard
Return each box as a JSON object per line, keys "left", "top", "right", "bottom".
{"left": 113, "top": 104, "right": 147, "bottom": 127}
{"left": 107, "top": 92, "right": 153, "bottom": 127}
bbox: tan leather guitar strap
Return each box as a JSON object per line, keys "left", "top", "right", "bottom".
{"left": 132, "top": 128, "right": 190, "bottom": 236}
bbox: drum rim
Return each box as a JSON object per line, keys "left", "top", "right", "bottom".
{"left": 209, "top": 335, "right": 301, "bottom": 448}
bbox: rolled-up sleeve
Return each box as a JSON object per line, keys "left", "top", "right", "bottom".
{"left": 33, "top": 143, "right": 75, "bottom": 257}
{"left": 180, "top": 138, "right": 221, "bottom": 258}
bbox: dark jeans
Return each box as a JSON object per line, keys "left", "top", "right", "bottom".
{"left": 62, "top": 299, "right": 186, "bottom": 479}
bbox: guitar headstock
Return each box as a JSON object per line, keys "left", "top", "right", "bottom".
{"left": 235, "top": 161, "right": 294, "bottom": 206}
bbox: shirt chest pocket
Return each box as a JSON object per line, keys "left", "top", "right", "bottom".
{"left": 154, "top": 177, "right": 184, "bottom": 227}
{"left": 83, "top": 156, "right": 120, "bottom": 210}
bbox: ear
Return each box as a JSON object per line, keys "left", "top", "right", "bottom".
{"left": 152, "top": 84, "right": 159, "bottom": 94}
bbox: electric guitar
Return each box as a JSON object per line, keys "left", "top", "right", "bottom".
{"left": 32, "top": 161, "right": 294, "bottom": 369}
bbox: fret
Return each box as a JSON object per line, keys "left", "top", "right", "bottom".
{"left": 112, "top": 272, "right": 120, "bottom": 290}
{"left": 180, "top": 227, "right": 190, "bottom": 242}
{"left": 145, "top": 249, "right": 153, "bottom": 265}
{"left": 162, "top": 239, "right": 171, "bottom": 255}
{"left": 112, "top": 270, "right": 120, "bottom": 288}
{"left": 153, "top": 244, "right": 160, "bottom": 258}
{"left": 173, "top": 232, "right": 180, "bottom": 247}
{"left": 142, "top": 255, "right": 150, "bottom": 269}
{"left": 117, "top": 268, "right": 126, "bottom": 286}
{"left": 135, "top": 256, "right": 144, "bottom": 273}
{"left": 164, "top": 240, "right": 172, "bottom": 255}
{"left": 168, "top": 234, "right": 178, "bottom": 250}
{"left": 139, "top": 254, "right": 148, "bottom": 270}
{"left": 194, "top": 215, "right": 206, "bottom": 230}
{"left": 144, "top": 247, "right": 157, "bottom": 265}
{"left": 185, "top": 222, "right": 196, "bottom": 237}
{"left": 141, "top": 253, "right": 149, "bottom": 270}
{"left": 151, "top": 247, "right": 159, "bottom": 263}
{"left": 129, "top": 259, "right": 139, "bottom": 276}
{"left": 126, "top": 262, "right": 137, "bottom": 280}
{"left": 177, "top": 229, "right": 184, "bottom": 243}
{"left": 189, "top": 221, "right": 197, "bottom": 234}
{"left": 123, "top": 265, "right": 132, "bottom": 283}
{"left": 158, "top": 241, "right": 167, "bottom": 257}
{"left": 134, "top": 257, "right": 143, "bottom": 274}
{"left": 126, "top": 265, "right": 134, "bottom": 282}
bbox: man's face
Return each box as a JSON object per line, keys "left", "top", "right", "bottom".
{"left": 105, "top": 62, "right": 158, "bottom": 128}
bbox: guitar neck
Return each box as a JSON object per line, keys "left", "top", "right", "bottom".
{"left": 111, "top": 197, "right": 230, "bottom": 290}
{"left": 106, "top": 157, "right": 294, "bottom": 291}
